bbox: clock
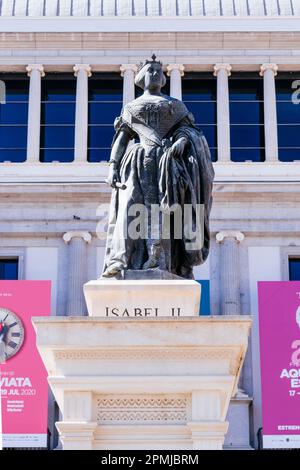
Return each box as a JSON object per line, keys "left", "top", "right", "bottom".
{"left": 0, "top": 307, "right": 25, "bottom": 363}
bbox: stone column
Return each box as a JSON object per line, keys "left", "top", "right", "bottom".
{"left": 216, "top": 231, "right": 245, "bottom": 315}
{"left": 260, "top": 63, "right": 279, "bottom": 162}
{"left": 213, "top": 64, "right": 232, "bottom": 162}
{"left": 120, "top": 64, "right": 137, "bottom": 105}
{"left": 73, "top": 64, "right": 92, "bottom": 162}
{"left": 63, "top": 231, "right": 92, "bottom": 316}
{"left": 26, "top": 64, "right": 45, "bottom": 163}
{"left": 167, "top": 64, "right": 185, "bottom": 100}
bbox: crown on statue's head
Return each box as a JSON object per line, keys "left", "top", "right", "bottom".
{"left": 137, "top": 54, "right": 162, "bottom": 73}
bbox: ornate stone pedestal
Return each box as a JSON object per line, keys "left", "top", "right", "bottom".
{"left": 33, "top": 311, "right": 251, "bottom": 450}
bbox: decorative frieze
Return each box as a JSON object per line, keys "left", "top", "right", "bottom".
{"left": 96, "top": 394, "right": 189, "bottom": 424}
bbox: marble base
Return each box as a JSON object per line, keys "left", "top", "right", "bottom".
{"left": 32, "top": 316, "right": 251, "bottom": 450}
{"left": 83, "top": 278, "right": 201, "bottom": 317}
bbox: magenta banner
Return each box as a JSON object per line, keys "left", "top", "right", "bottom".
{"left": 258, "top": 281, "right": 300, "bottom": 449}
{"left": 0, "top": 281, "right": 51, "bottom": 448}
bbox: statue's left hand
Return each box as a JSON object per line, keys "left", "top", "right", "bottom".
{"left": 169, "top": 137, "right": 187, "bottom": 158}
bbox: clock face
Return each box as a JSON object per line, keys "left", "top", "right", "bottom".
{"left": 0, "top": 308, "right": 25, "bottom": 363}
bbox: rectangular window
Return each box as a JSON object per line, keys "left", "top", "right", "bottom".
{"left": 229, "top": 73, "right": 265, "bottom": 162}
{"left": 182, "top": 73, "right": 217, "bottom": 162}
{"left": 276, "top": 73, "right": 300, "bottom": 162}
{"left": 40, "top": 74, "right": 76, "bottom": 163}
{"left": 88, "top": 74, "right": 123, "bottom": 162}
{"left": 0, "top": 258, "right": 18, "bottom": 280}
{"left": 0, "top": 74, "right": 29, "bottom": 163}
{"left": 289, "top": 258, "right": 300, "bottom": 281}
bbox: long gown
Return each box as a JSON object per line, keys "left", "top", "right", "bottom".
{"left": 102, "top": 94, "right": 215, "bottom": 279}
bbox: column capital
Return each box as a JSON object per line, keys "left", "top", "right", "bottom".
{"left": 216, "top": 231, "right": 245, "bottom": 244}
{"left": 259, "top": 63, "right": 278, "bottom": 77}
{"left": 120, "top": 64, "right": 138, "bottom": 76}
{"left": 73, "top": 64, "right": 92, "bottom": 78}
{"left": 213, "top": 63, "right": 232, "bottom": 77}
{"left": 26, "top": 64, "right": 45, "bottom": 77}
{"left": 167, "top": 64, "right": 185, "bottom": 77}
{"left": 63, "top": 231, "right": 92, "bottom": 245}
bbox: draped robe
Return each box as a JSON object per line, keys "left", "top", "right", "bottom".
{"left": 102, "top": 95, "right": 214, "bottom": 279}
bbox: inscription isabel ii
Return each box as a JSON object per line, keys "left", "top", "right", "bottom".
{"left": 101, "top": 55, "right": 214, "bottom": 281}
{"left": 106, "top": 307, "right": 182, "bottom": 317}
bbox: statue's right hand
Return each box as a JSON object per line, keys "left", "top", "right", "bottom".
{"left": 107, "top": 166, "right": 120, "bottom": 189}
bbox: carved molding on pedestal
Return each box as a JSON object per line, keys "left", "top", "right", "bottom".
{"left": 96, "top": 394, "right": 190, "bottom": 424}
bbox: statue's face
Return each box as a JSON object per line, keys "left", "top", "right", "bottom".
{"left": 143, "top": 63, "right": 164, "bottom": 90}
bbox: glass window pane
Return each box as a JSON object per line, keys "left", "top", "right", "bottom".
{"left": 230, "top": 101, "right": 263, "bottom": 125}
{"left": 0, "top": 126, "right": 27, "bottom": 148}
{"left": 0, "top": 149, "right": 26, "bottom": 163}
{"left": 40, "top": 76, "right": 76, "bottom": 162}
{"left": 89, "top": 102, "right": 122, "bottom": 124}
{"left": 0, "top": 76, "right": 29, "bottom": 162}
{"left": 1, "top": 77, "right": 29, "bottom": 102}
{"left": 89, "top": 77, "right": 123, "bottom": 102}
{"left": 278, "top": 149, "right": 300, "bottom": 162}
{"left": 229, "top": 78, "right": 263, "bottom": 101}
{"left": 39, "top": 149, "right": 74, "bottom": 163}
{"left": 88, "top": 148, "right": 111, "bottom": 162}
{"left": 276, "top": 102, "right": 300, "bottom": 124}
{"left": 231, "top": 148, "right": 265, "bottom": 162}
{"left": 276, "top": 74, "right": 300, "bottom": 161}
{"left": 181, "top": 74, "right": 216, "bottom": 160}
{"left": 0, "top": 259, "right": 18, "bottom": 280}
{"left": 289, "top": 258, "right": 300, "bottom": 281}
{"left": 0, "top": 102, "right": 28, "bottom": 124}
{"left": 88, "top": 75, "right": 122, "bottom": 162}
{"left": 182, "top": 77, "right": 217, "bottom": 101}
{"left": 40, "top": 126, "right": 75, "bottom": 148}
{"left": 88, "top": 126, "right": 115, "bottom": 148}
{"left": 278, "top": 125, "right": 300, "bottom": 148}
{"left": 229, "top": 75, "right": 265, "bottom": 162}
{"left": 41, "top": 78, "right": 76, "bottom": 102}
{"left": 231, "top": 125, "right": 264, "bottom": 148}
{"left": 188, "top": 102, "right": 216, "bottom": 124}
{"left": 42, "top": 102, "right": 75, "bottom": 125}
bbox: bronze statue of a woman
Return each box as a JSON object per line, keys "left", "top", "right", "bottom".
{"left": 102, "top": 56, "right": 214, "bottom": 280}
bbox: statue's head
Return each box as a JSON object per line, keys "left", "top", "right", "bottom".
{"left": 135, "top": 55, "right": 166, "bottom": 91}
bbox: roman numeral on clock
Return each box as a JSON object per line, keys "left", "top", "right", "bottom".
{"left": 8, "top": 341, "right": 17, "bottom": 349}
{"left": 9, "top": 322, "right": 18, "bottom": 328}
{"left": 11, "top": 332, "right": 20, "bottom": 337}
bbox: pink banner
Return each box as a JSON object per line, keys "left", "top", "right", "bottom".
{"left": 258, "top": 281, "right": 300, "bottom": 449}
{"left": 0, "top": 281, "right": 51, "bottom": 448}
